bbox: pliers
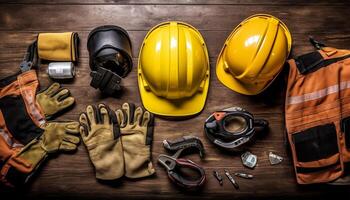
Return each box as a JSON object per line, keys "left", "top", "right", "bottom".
{"left": 158, "top": 148, "right": 206, "bottom": 189}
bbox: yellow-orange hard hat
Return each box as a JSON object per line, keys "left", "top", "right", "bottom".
{"left": 216, "top": 14, "right": 292, "bottom": 95}
{"left": 138, "top": 21, "right": 210, "bottom": 116}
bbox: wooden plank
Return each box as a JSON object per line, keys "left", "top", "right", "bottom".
{"left": 0, "top": 57, "right": 287, "bottom": 115}
{"left": 1, "top": 4, "right": 350, "bottom": 33}
{"left": 2, "top": 0, "right": 350, "bottom": 5}
{"left": 1, "top": 31, "right": 350, "bottom": 62}
{"left": 1, "top": 2, "right": 350, "bottom": 199}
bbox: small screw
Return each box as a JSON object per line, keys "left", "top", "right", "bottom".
{"left": 213, "top": 170, "right": 223, "bottom": 185}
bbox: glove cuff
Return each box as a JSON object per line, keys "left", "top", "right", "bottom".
{"left": 88, "top": 139, "right": 124, "bottom": 180}
{"left": 20, "top": 138, "right": 48, "bottom": 168}
{"left": 0, "top": 138, "right": 49, "bottom": 186}
{"left": 0, "top": 157, "right": 33, "bottom": 187}
{"left": 122, "top": 143, "right": 155, "bottom": 179}
{"left": 0, "top": 148, "right": 34, "bottom": 187}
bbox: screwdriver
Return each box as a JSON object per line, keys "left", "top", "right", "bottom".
{"left": 224, "top": 169, "right": 239, "bottom": 189}
{"left": 213, "top": 170, "right": 223, "bottom": 185}
{"left": 234, "top": 172, "right": 253, "bottom": 179}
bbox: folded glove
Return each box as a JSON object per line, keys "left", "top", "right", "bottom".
{"left": 79, "top": 104, "right": 124, "bottom": 180}
{"left": 36, "top": 82, "right": 75, "bottom": 119}
{"left": 0, "top": 121, "right": 80, "bottom": 187}
{"left": 115, "top": 103, "right": 155, "bottom": 178}
{"left": 37, "top": 32, "right": 79, "bottom": 62}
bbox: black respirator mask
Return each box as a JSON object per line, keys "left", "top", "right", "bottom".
{"left": 204, "top": 107, "right": 269, "bottom": 151}
{"left": 87, "top": 25, "right": 132, "bottom": 95}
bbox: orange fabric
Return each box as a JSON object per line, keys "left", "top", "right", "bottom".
{"left": 0, "top": 136, "right": 14, "bottom": 162}
{"left": 0, "top": 148, "right": 32, "bottom": 187}
{"left": 5, "top": 155, "right": 32, "bottom": 173}
{"left": 297, "top": 164, "right": 342, "bottom": 184}
{"left": 0, "top": 70, "right": 39, "bottom": 162}
{"left": 0, "top": 70, "right": 37, "bottom": 97}
{"left": 285, "top": 47, "right": 350, "bottom": 184}
{"left": 0, "top": 110, "right": 15, "bottom": 146}
{"left": 16, "top": 70, "right": 45, "bottom": 127}
{"left": 0, "top": 70, "right": 45, "bottom": 186}
{"left": 0, "top": 70, "right": 45, "bottom": 142}
{"left": 295, "top": 154, "right": 340, "bottom": 168}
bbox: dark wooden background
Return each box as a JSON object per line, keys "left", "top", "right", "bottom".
{"left": 1, "top": 0, "right": 350, "bottom": 199}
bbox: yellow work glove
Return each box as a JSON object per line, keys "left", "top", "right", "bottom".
{"left": 79, "top": 104, "right": 124, "bottom": 180}
{"left": 1, "top": 121, "right": 80, "bottom": 186}
{"left": 115, "top": 103, "right": 155, "bottom": 178}
{"left": 36, "top": 82, "right": 75, "bottom": 119}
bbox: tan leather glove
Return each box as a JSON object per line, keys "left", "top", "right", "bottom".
{"left": 115, "top": 103, "right": 155, "bottom": 178}
{"left": 0, "top": 121, "right": 80, "bottom": 186}
{"left": 79, "top": 104, "right": 124, "bottom": 180}
{"left": 36, "top": 82, "right": 75, "bottom": 119}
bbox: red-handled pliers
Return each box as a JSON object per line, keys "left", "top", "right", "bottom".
{"left": 158, "top": 148, "right": 206, "bottom": 189}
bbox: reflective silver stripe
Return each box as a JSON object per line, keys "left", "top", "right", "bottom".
{"left": 287, "top": 81, "right": 350, "bottom": 105}
{"left": 0, "top": 128, "right": 13, "bottom": 146}
{"left": 23, "top": 89, "right": 46, "bottom": 125}
{"left": 0, "top": 129, "right": 24, "bottom": 148}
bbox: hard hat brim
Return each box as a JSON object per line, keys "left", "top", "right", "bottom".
{"left": 138, "top": 74, "right": 210, "bottom": 117}
{"left": 216, "top": 54, "right": 273, "bottom": 95}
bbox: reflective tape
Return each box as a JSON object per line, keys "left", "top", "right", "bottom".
{"left": 287, "top": 81, "right": 350, "bottom": 105}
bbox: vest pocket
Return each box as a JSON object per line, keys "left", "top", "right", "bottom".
{"left": 341, "top": 117, "right": 350, "bottom": 149}
{"left": 292, "top": 123, "right": 338, "bottom": 163}
{"left": 291, "top": 123, "right": 341, "bottom": 184}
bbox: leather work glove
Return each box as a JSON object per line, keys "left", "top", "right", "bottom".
{"left": 115, "top": 103, "right": 155, "bottom": 178}
{"left": 0, "top": 121, "right": 80, "bottom": 187}
{"left": 36, "top": 82, "right": 75, "bottom": 119}
{"left": 79, "top": 104, "right": 124, "bottom": 180}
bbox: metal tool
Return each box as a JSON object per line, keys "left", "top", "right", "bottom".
{"left": 20, "top": 41, "right": 37, "bottom": 72}
{"left": 234, "top": 172, "right": 253, "bottom": 179}
{"left": 204, "top": 106, "right": 269, "bottom": 151}
{"left": 309, "top": 37, "right": 326, "bottom": 50}
{"left": 241, "top": 151, "right": 257, "bottom": 169}
{"left": 224, "top": 169, "right": 239, "bottom": 189}
{"left": 163, "top": 136, "right": 205, "bottom": 158}
{"left": 47, "top": 62, "right": 75, "bottom": 79}
{"left": 213, "top": 170, "right": 223, "bottom": 185}
{"left": 269, "top": 152, "right": 283, "bottom": 165}
{"left": 158, "top": 148, "right": 206, "bottom": 189}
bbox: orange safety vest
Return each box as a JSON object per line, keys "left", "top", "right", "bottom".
{"left": 285, "top": 46, "right": 350, "bottom": 184}
{"left": 0, "top": 70, "right": 45, "bottom": 186}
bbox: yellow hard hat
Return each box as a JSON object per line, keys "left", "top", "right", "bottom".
{"left": 138, "top": 21, "right": 210, "bottom": 116}
{"left": 216, "top": 14, "right": 292, "bottom": 95}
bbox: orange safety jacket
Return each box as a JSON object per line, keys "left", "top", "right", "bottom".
{"left": 0, "top": 70, "right": 45, "bottom": 186}
{"left": 285, "top": 46, "right": 350, "bottom": 184}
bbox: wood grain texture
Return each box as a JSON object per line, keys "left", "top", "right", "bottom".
{"left": 2, "top": 0, "right": 350, "bottom": 5}
{"left": 1, "top": 1, "right": 350, "bottom": 199}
